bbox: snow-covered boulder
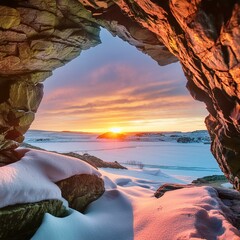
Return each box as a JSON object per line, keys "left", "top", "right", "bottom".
{"left": 0, "top": 149, "right": 102, "bottom": 208}
{"left": 0, "top": 149, "right": 104, "bottom": 239}
{"left": 57, "top": 174, "right": 104, "bottom": 212}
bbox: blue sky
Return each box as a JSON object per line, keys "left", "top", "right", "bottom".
{"left": 31, "top": 29, "right": 208, "bottom": 132}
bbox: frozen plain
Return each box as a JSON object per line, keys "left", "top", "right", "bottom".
{"left": 25, "top": 130, "right": 222, "bottom": 183}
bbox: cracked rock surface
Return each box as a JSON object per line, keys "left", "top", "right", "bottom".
{"left": 0, "top": 0, "right": 239, "bottom": 189}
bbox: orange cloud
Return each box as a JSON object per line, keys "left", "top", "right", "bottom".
{"left": 32, "top": 30, "right": 208, "bottom": 132}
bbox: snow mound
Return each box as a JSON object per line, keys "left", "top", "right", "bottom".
{"left": 32, "top": 189, "right": 133, "bottom": 240}
{"left": 134, "top": 186, "right": 239, "bottom": 240}
{"left": 0, "top": 149, "right": 100, "bottom": 208}
{"left": 33, "top": 168, "right": 240, "bottom": 240}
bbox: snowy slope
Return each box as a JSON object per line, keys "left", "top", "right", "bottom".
{"left": 0, "top": 148, "right": 238, "bottom": 239}
{"left": 33, "top": 167, "right": 240, "bottom": 240}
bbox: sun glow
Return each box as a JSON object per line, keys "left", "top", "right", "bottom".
{"left": 109, "top": 127, "right": 122, "bottom": 133}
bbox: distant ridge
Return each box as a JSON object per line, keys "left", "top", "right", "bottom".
{"left": 97, "top": 132, "right": 126, "bottom": 140}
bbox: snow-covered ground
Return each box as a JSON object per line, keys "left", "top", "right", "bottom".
{"left": 25, "top": 130, "right": 222, "bottom": 183}
{"left": 33, "top": 169, "right": 240, "bottom": 240}
{"left": 15, "top": 130, "right": 239, "bottom": 239}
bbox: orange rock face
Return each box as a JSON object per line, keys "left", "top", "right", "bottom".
{"left": 0, "top": 0, "right": 239, "bottom": 189}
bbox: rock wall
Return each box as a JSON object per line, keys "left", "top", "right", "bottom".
{"left": 0, "top": 0, "right": 101, "bottom": 163}
{"left": 0, "top": 0, "right": 239, "bottom": 189}
{"left": 108, "top": 0, "right": 240, "bottom": 189}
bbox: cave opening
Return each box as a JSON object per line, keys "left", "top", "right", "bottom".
{"left": 24, "top": 28, "right": 224, "bottom": 184}
{"left": 31, "top": 28, "right": 208, "bottom": 133}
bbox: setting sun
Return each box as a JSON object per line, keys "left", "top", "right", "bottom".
{"left": 109, "top": 127, "right": 122, "bottom": 133}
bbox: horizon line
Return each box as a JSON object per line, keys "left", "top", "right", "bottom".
{"left": 29, "top": 128, "right": 207, "bottom": 134}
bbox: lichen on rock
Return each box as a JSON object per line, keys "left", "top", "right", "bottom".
{"left": 0, "top": 6, "right": 20, "bottom": 29}
{"left": 0, "top": 199, "right": 67, "bottom": 240}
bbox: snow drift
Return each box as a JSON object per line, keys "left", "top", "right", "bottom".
{"left": 0, "top": 149, "right": 100, "bottom": 208}
{"left": 33, "top": 167, "right": 240, "bottom": 240}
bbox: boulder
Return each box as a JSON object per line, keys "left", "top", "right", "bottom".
{"left": 64, "top": 152, "right": 127, "bottom": 169}
{"left": 209, "top": 187, "right": 240, "bottom": 229}
{"left": 20, "top": 142, "right": 127, "bottom": 169}
{"left": 154, "top": 183, "right": 191, "bottom": 198}
{"left": 0, "top": 150, "right": 21, "bottom": 166}
{"left": 192, "top": 175, "right": 228, "bottom": 186}
{"left": 0, "top": 199, "right": 67, "bottom": 240}
{"left": 0, "top": 172, "right": 105, "bottom": 239}
{"left": 177, "top": 137, "right": 195, "bottom": 143}
{"left": 56, "top": 174, "right": 105, "bottom": 212}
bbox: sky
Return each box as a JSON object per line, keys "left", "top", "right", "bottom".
{"left": 31, "top": 29, "right": 208, "bottom": 133}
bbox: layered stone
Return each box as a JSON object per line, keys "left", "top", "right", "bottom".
{"left": 0, "top": 0, "right": 239, "bottom": 190}
{"left": 92, "top": 0, "right": 240, "bottom": 189}
{"left": 0, "top": 0, "right": 101, "bottom": 162}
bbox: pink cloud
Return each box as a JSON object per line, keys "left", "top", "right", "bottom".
{"left": 32, "top": 30, "right": 207, "bottom": 132}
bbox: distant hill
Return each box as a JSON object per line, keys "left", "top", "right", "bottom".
{"left": 97, "top": 132, "right": 126, "bottom": 140}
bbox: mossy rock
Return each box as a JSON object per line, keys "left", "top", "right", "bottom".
{"left": 0, "top": 199, "right": 67, "bottom": 240}
{"left": 192, "top": 175, "right": 227, "bottom": 184}
{"left": 0, "top": 6, "right": 20, "bottom": 29}
{"left": 57, "top": 174, "right": 105, "bottom": 212}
